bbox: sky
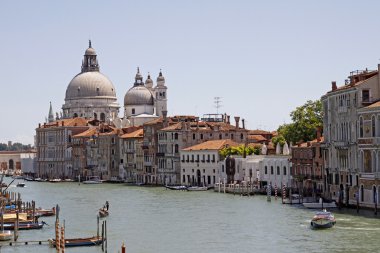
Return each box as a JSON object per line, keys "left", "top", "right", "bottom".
{"left": 1, "top": 0, "right": 380, "bottom": 145}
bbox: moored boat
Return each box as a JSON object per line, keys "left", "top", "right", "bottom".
{"left": 16, "top": 182, "right": 26, "bottom": 187}
{"left": 83, "top": 176, "right": 102, "bottom": 184}
{"left": 48, "top": 236, "right": 104, "bottom": 247}
{"left": 165, "top": 185, "right": 187, "bottom": 190}
{"left": 2, "top": 221, "right": 45, "bottom": 230}
{"left": 0, "top": 231, "right": 12, "bottom": 241}
{"left": 303, "top": 198, "right": 337, "bottom": 209}
{"left": 310, "top": 210, "right": 336, "bottom": 229}
{"left": 187, "top": 186, "right": 208, "bottom": 191}
{"left": 49, "top": 178, "right": 62, "bottom": 183}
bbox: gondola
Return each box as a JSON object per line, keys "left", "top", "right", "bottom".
{"left": 49, "top": 236, "right": 104, "bottom": 247}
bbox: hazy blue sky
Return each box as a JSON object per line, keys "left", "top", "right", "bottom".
{"left": 1, "top": 1, "right": 380, "bottom": 145}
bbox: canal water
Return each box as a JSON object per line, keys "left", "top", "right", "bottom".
{"left": 1, "top": 178, "right": 379, "bottom": 253}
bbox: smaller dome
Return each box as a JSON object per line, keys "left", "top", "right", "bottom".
{"left": 85, "top": 47, "right": 97, "bottom": 56}
{"left": 124, "top": 86, "right": 154, "bottom": 106}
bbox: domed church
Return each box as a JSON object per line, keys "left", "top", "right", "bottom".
{"left": 123, "top": 67, "right": 168, "bottom": 126}
{"left": 62, "top": 41, "right": 120, "bottom": 121}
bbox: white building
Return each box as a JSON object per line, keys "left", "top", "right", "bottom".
{"left": 180, "top": 139, "right": 239, "bottom": 186}
{"left": 218, "top": 155, "right": 292, "bottom": 188}
{"left": 124, "top": 68, "right": 168, "bottom": 126}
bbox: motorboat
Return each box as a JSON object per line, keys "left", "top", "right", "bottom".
{"left": 35, "top": 178, "right": 47, "bottom": 182}
{"left": 165, "top": 185, "right": 187, "bottom": 190}
{"left": 64, "top": 179, "right": 75, "bottom": 182}
{"left": 83, "top": 176, "right": 103, "bottom": 184}
{"left": 187, "top": 186, "right": 208, "bottom": 191}
{"left": 310, "top": 210, "right": 336, "bottom": 229}
{"left": 16, "top": 182, "right": 26, "bottom": 187}
{"left": 303, "top": 198, "right": 337, "bottom": 209}
{"left": 49, "top": 179, "right": 62, "bottom": 183}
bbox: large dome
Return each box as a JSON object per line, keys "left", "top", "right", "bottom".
{"left": 124, "top": 86, "right": 154, "bottom": 106}
{"left": 65, "top": 72, "right": 117, "bottom": 100}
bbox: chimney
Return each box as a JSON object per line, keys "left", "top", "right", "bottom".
{"left": 234, "top": 116, "right": 240, "bottom": 129}
{"left": 227, "top": 115, "right": 230, "bottom": 124}
{"left": 331, "top": 81, "right": 337, "bottom": 91}
{"left": 38, "top": 123, "right": 41, "bottom": 128}
{"left": 242, "top": 119, "right": 245, "bottom": 129}
{"left": 316, "top": 127, "right": 321, "bottom": 142}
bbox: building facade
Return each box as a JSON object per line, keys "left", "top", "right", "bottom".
{"left": 322, "top": 66, "right": 380, "bottom": 208}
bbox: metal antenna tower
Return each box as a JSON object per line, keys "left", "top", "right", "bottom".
{"left": 214, "top": 97, "right": 222, "bottom": 114}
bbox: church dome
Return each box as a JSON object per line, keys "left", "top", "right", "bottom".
{"left": 124, "top": 86, "right": 154, "bottom": 106}
{"left": 65, "top": 72, "right": 116, "bottom": 100}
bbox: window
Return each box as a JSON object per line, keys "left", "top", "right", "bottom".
{"left": 277, "top": 166, "right": 280, "bottom": 175}
{"left": 265, "top": 166, "right": 268, "bottom": 174}
{"left": 240, "top": 133, "right": 244, "bottom": 140}
{"left": 174, "top": 133, "right": 178, "bottom": 140}
{"left": 200, "top": 134, "right": 203, "bottom": 140}
{"left": 175, "top": 144, "right": 179, "bottom": 153}
{"left": 372, "top": 116, "right": 376, "bottom": 137}
{"left": 271, "top": 166, "right": 273, "bottom": 175}
{"left": 283, "top": 166, "right": 287, "bottom": 175}
{"left": 183, "top": 175, "right": 185, "bottom": 183}
{"left": 359, "top": 117, "right": 364, "bottom": 138}
{"left": 193, "top": 133, "right": 196, "bottom": 140}
{"left": 219, "top": 134, "right": 222, "bottom": 139}
{"left": 362, "top": 90, "right": 370, "bottom": 102}
{"left": 132, "top": 108, "right": 135, "bottom": 114}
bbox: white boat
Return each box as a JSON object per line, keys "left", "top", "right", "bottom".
{"left": 303, "top": 198, "right": 337, "bottom": 209}
{"left": 64, "top": 179, "right": 75, "bottom": 182}
{"left": 83, "top": 176, "right": 103, "bottom": 184}
{"left": 310, "top": 210, "right": 336, "bottom": 229}
{"left": 187, "top": 186, "right": 208, "bottom": 191}
{"left": 165, "top": 185, "right": 187, "bottom": 190}
{"left": 49, "top": 178, "right": 62, "bottom": 183}
{"left": 0, "top": 231, "right": 12, "bottom": 241}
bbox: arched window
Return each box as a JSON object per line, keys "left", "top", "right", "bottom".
{"left": 174, "top": 133, "right": 178, "bottom": 140}
{"left": 372, "top": 115, "right": 376, "bottom": 137}
{"left": 359, "top": 117, "right": 364, "bottom": 138}
{"left": 283, "top": 166, "right": 287, "bottom": 175}
{"left": 265, "top": 166, "right": 268, "bottom": 174}
{"left": 175, "top": 144, "right": 179, "bottom": 153}
{"left": 8, "top": 159, "right": 14, "bottom": 170}
{"left": 270, "top": 166, "right": 273, "bottom": 175}
{"left": 132, "top": 108, "right": 135, "bottom": 115}
{"left": 73, "top": 113, "right": 78, "bottom": 118}
{"left": 100, "top": 113, "right": 105, "bottom": 122}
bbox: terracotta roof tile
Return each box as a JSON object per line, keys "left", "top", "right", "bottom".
{"left": 249, "top": 129, "right": 271, "bottom": 135}
{"left": 73, "top": 128, "right": 97, "bottom": 138}
{"left": 121, "top": 129, "right": 144, "bottom": 139}
{"left": 248, "top": 135, "right": 267, "bottom": 141}
{"left": 42, "top": 117, "right": 89, "bottom": 128}
{"left": 182, "top": 139, "right": 240, "bottom": 151}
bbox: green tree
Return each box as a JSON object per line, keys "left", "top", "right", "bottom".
{"left": 219, "top": 145, "right": 260, "bottom": 158}
{"left": 277, "top": 100, "right": 323, "bottom": 143}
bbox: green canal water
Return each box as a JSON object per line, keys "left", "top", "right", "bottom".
{"left": 1, "top": 178, "right": 379, "bottom": 253}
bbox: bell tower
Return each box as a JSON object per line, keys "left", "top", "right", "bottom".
{"left": 81, "top": 40, "right": 99, "bottom": 72}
